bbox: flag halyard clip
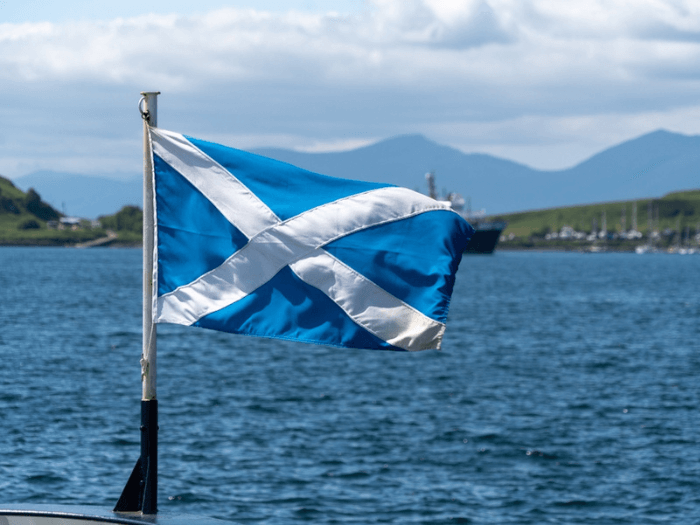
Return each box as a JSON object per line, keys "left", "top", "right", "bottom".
{"left": 138, "top": 96, "right": 151, "bottom": 123}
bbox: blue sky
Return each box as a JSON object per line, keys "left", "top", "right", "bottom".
{"left": 2, "top": 1, "right": 366, "bottom": 23}
{"left": 1, "top": 0, "right": 700, "bottom": 178}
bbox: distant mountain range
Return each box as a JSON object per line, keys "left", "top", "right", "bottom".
{"left": 254, "top": 130, "right": 700, "bottom": 215}
{"left": 11, "top": 129, "right": 700, "bottom": 218}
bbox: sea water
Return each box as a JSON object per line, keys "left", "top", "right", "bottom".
{"left": 0, "top": 248, "right": 698, "bottom": 524}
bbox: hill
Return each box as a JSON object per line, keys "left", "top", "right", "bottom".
{"left": 96, "top": 205, "right": 142, "bottom": 246}
{"left": 0, "top": 175, "right": 105, "bottom": 245}
{"left": 0, "top": 175, "right": 59, "bottom": 225}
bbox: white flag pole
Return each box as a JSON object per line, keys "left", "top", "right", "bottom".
{"left": 114, "top": 91, "right": 160, "bottom": 515}
{"left": 141, "top": 91, "right": 159, "bottom": 402}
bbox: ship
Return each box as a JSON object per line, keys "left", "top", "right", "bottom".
{"left": 425, "top": 172, "right": 506, "bottom": 254}
{"left": 462, "top": 211, "right": 507, "bottom": 254}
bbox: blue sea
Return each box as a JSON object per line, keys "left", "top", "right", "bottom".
{"left": 1, "top": 248, "right": 699, "bottom": 524}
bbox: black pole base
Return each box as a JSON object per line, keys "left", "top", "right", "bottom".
{"left": 114, "top": 400, "right": 158, "bottom": 514}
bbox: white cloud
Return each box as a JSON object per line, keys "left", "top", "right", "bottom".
{"left": 3, "top": 1, "right": 699, "bottom": 91}
{"left": 1, "top": 0, "right": 700, "bottom": 177}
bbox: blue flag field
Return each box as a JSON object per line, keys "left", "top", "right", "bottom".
{"left": 149, "top": 128, "right": 474, "bottom": 351}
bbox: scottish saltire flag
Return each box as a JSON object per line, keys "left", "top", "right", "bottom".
{"left": 149, "top": 127, "right": 474, "bottom": 351}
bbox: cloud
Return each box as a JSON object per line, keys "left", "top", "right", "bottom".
{"left": 3, "top": 1, "right": 699, "bottom": 96}
{"left": 1, "top": 0, "right": 699, "bottom": 176}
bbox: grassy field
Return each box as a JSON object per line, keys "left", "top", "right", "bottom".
{"left": 493, "top": 189, "right": 700, "bottom": 238}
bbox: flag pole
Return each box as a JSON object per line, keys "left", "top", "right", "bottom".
{"left": 114, "top": 91, "right": 160, "bottom": 515}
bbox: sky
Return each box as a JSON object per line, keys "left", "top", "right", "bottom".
{"left": 1, "top": 0, "right": 700, "bottom": 179}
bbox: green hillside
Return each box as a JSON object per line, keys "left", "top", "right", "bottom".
{"left": 493, "top": 189, "right": 700, "bottom": 250}
{"left": 0, "top": 175, "right": 106, "bottom": 245}
{"left": 97, "top": 205, "right": 143, "bottom": 244}
{"left": 0, "top": 174, "right": 143, "bottom": 246}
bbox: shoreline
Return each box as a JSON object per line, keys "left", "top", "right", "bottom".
{"left": 0, "top": 240, "right": 142, "bottom": 248}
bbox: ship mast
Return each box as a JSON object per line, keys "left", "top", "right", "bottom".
{"left": 425, "top": 171, "right": 437, "bottom": 200}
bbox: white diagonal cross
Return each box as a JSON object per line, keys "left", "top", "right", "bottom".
{"left": 150, "top": 128, "right": 453, "bottom": 351}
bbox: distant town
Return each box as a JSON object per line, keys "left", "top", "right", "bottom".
{"left": 494, "top": 189, "right": 700, "bottom": 253}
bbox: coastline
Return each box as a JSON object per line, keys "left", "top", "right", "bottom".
{"left": 0, "top": 239, "right": 142, "bottom": 248}
{"left": 497, "top": 236, "right": 698, "bottom": 253}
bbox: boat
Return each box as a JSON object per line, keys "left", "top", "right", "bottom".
{"left": 462, "top": 213, "right": 507, "bottom": 254}
{"left": 425, "top": 172, "right": 506, "bottom": 254}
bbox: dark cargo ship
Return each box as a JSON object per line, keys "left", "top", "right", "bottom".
{"left": 425, "top": 172, "right": 506, "bottom": 254}
{"left": 463, "top": 217, "right": 507, "bottom": 254}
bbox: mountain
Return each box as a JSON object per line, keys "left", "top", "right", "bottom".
{"left": 253, "top": 135, "right": 540, "bottom": 213}
{"left": 552, "top": 130, "right": 700, "bottom": 207}
{"left": 10, "top": 129, "right": 700, "bottom": 217}
{"left": 13, "top": 171, "right": 141, "bottom": 219}
{"left": 253, "top": 130, "right": 700, "bottom": 214}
